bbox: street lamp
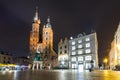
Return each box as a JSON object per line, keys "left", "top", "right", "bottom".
{"left": 103, "top": 58, "right": 108, "bottom": 69}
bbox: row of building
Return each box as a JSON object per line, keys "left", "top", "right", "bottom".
{"left": 29, "top": 8, "right": 99, "bottom": 70}
{"left": 0, "top": 51, "right": 29, "bottom": 66}
{"left": 0, "top": 51, "right": 29, "bottom": 70}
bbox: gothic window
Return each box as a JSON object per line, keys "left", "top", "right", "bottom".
{"left": 33, "top": 47, "right": 35, "bottom": 50}
{"left": 46, "top": 32, "right": 48, "bottom": 34}
{"left": 46, "top": 37, "right": 48, "bottom": 40}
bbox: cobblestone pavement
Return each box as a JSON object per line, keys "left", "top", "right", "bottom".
{"left": 0, "top": 70, "right": 120, "bottom": 80}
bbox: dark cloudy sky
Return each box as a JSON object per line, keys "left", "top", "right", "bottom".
{"left": 0, "top": 0, "right": 120, "bottom": 62}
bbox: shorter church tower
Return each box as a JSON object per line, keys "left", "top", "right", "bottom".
{"left": 42, "top": 17, "right": 57, "bottom": 68}
{"left": 42, "top": 17, "right": 53, "bottom": 53}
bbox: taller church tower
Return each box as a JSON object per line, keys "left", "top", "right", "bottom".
{"left": 30, "top": 8, "right": 40, "bottom": 53}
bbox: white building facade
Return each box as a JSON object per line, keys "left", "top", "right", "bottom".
{"left": 69, "top": 32, "right": 98, "bottom": 70}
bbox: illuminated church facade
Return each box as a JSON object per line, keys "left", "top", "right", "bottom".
{"left": 29, "top": 8, "right": 57, "bottom": 70}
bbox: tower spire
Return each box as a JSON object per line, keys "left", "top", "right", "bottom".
{"left": 34, "top": 6, "right": 39, "bottom": 21}
{"left": 47, "top": 16, "right": 50, "bottom": 23}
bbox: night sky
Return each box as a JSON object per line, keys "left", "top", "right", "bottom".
{"left": 0, "top": 0, "right": 120, "bottom": 63}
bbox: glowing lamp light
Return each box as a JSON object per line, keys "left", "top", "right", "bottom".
{"left": 103, "top": 58, "right": 108, "bottom": 64}
{"left": 70, "top": 37, "right": 73, "bottom": 40}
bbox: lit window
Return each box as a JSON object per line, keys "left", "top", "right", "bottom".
{"left": 85, "top": 37, "right": 90, "bottom": 41}
{"left": 72, "top": 41, "right": 75, "bottom": 45}
{"left": 71, "top": 57, "right": 76, "bottom": 61}
{"left": 78, "top": 50, "right": 83, "bottom": 54}
{"left": 78, "top": 40, "right": 82, "bottom": 43}
{"left": 72, "top": 46, "right": 76, "bottom": 50}
{"left": 85, "top": 56, "right": 92, "bottom": 61}
{"left": 86, "top": 43, "right": 90, "bottom": 48}
{"left": 78, "top": 45, "right": 82, "bottom": 48}
{"left": 85, "top": 49, "right": 91, "bottom": 53}
{"left": 78, "top": 56, "right": 83, "bottom": 61}
{"left": 72, "top": 51, "right": 76, "bottom": 55}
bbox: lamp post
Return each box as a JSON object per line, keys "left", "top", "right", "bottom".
{"left": 103, "top": 58, "right": 108, "bottom": 70}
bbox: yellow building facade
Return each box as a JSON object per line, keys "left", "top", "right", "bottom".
{"left": 114, "top": 23, "right": 120, "bottom": 65}
{"left": 109, "top": 23, "right": 120, "bottom": 70}
{"left": 109, "top": 40, "right": 116, "bottom": 69}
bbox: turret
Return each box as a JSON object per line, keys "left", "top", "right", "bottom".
{"left": 46, "top": 17, "right": 51, "bottom": 28}
{"left": 34, "top": 7, "right": 40, "bottom": 24}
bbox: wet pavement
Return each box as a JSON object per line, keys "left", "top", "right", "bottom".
{"left": 0, "top": 70, "right": 120, "bottom": 80}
